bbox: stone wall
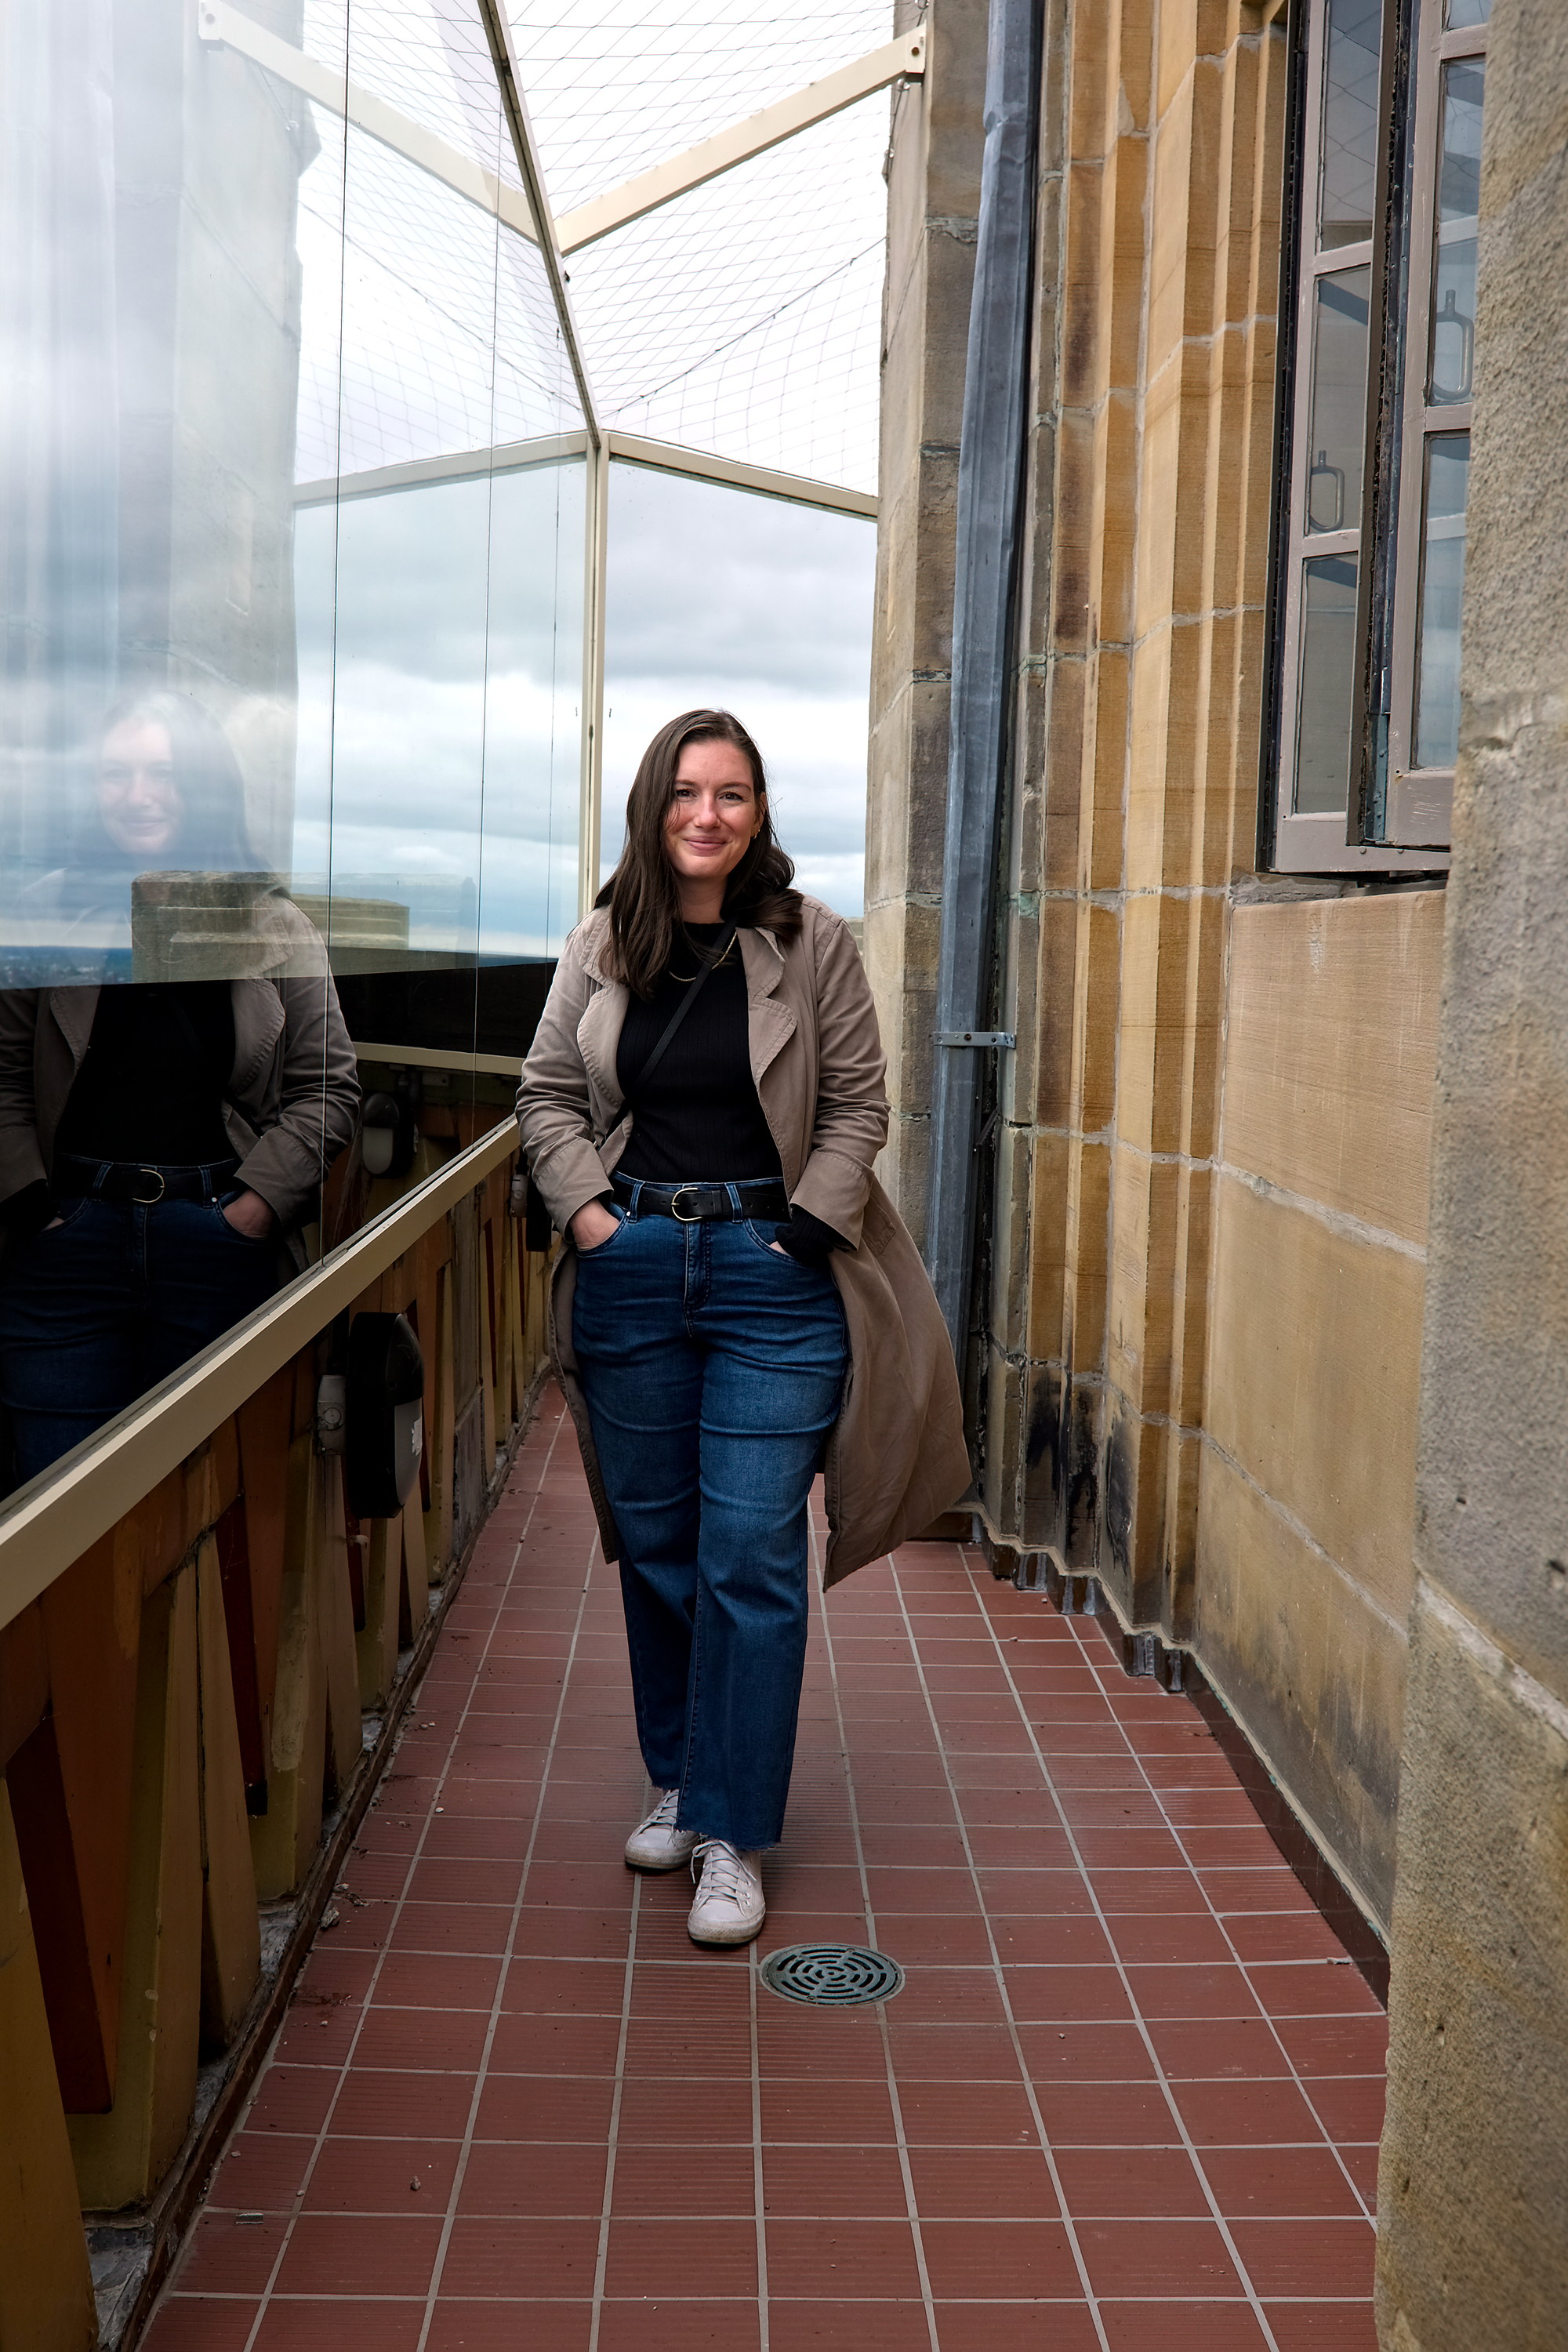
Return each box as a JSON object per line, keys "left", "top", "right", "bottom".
{"left": 1375, "top": 0, "right": 1568, "bottom": 2336}
{"left": 1196, "top": 889, "right": 1442, "bottom": 1929}
{"left": 865, "top": 0, "right": 987, "bottom": 1246}
{"left": 868, "top": 0, "right": 1446, "bottom": 1937}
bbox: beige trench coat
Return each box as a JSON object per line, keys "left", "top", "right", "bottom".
{"left": 0, "top": 896, "right": 360, "bottom": 1265}
{"left": 515, "top": 895, "right": 970, "bottom": 1585}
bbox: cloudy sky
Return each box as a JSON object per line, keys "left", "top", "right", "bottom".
{"left": 290, "top": 456, "right": 873, "bottom": 958}
{"left": 601, "top": 463, "right": 875, "bottom": 912}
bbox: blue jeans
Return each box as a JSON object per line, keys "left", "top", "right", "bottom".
{"left": 0, "top": 1168, "right": 279, "bottom": 1483}
{"left": 572, "top": 1195, "right": 848, "bottom": 1851}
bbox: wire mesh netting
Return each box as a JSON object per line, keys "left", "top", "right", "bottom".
{"left": 285, "top": 0, "right": 895, "bottom": 490}
{"left": 508, "top": 0, "right": 895, "bottom": 216}
{"left": 296, "top": 118, "right": 579, "bottom": 482}
{"left": 514, "top": 0, "right": 895, "bottom": 491}
{"left": 564, "top": 100, "right": 889, "bottom": 488}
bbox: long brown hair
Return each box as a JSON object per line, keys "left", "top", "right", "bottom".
{"left": 596, "top": 709, "right": 802, "bottom": 997}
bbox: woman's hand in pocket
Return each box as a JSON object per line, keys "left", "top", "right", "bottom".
{"left": 572, "top": 1200, "right": 622, "bottom": 1252}
{"left": 221, "top": 1189, "right": 275, "bottom": 1240}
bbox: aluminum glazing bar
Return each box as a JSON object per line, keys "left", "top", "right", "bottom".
{"left": 197, "top": 0, "right": 540, "bottom": 244}
{"left": 606, "top": 432, "right": 879, "bottom": 517}
{"left": 554, "top": 27, "right": 927, "bottom": 253}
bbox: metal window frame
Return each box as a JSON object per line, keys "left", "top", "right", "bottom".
{"left": 202, "top": 0, "right": 899, "bottom": 920}
{"left": 1272, "top": 0, "right": 1378, "bottom": 872}
{"left": 1267, "top": 0, "right": 1447, "bottom": 873}
{"left": 1379, "top": 2, "right": 1488, "bottom": 847}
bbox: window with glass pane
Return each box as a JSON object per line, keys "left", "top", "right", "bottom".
{"left": 1269, "top": 0, "right": 1488, "bottom": 868}
{"left": 1269, "top": 0, "right": 1381, "bottom": 867}
{"left": 1381, "top": 3, "right": 1486, "bottom": 846}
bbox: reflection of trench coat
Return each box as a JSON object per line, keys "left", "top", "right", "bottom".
{"left": 0, "top": 897, "right": 359, "bottom": 1268}
{"left": 515, "top": 897, "right": 971, "bottom": 1586}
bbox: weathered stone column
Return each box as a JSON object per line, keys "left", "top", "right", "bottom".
{"left": 1375, "top": 3, "right": 1568, "bottom": 2341}
{"left": 865, "top": 0, "right": 987, "bottom": 1246}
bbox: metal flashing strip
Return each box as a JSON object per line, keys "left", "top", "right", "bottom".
{"left": 196, "top": 0, "right": 541, "bottom": 245}
{"left": 0, "top": 1120, "right": 520, "bottom": 1638}
{"left": 554, "top": 29, "right": 927, "bottom": 252}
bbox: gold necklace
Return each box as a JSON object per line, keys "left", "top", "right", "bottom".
{"left": 669, "top": 924, "right": 736, "bottom": 983}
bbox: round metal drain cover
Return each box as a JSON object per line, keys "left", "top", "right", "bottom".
{"left": 760, "top": 1943, "right": 904, "bottom": 2006}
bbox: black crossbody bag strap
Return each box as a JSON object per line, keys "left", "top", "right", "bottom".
{"left": 620, "top": 922, "right": 739, "bottom": 1105}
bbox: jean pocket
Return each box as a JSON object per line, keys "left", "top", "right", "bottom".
{"left": 575, "top": 1205, "right": 630, "bottom": 1257}
{"left": 742, "top": 1220, "right": 819, "bottom": 1271}
{"left": 211, "top": 1194, "right": 272, "bottom": 1245}
{"left": 34, "top": 1194, "right": 94, "bottom": 1238}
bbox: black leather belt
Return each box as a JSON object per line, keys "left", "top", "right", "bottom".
{"left": 56, "top": 1153, "right": 240, "bottom": 1206}
{"left": 612, "top": 1178, "right": 790, "bottom": 1225}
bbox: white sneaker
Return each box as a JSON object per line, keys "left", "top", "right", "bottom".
{"left": 624, "top": 1789, "right": 699, "bottom": 1872}
{"left": 687, "top": 1838, "right": 765, "bottom": 1946}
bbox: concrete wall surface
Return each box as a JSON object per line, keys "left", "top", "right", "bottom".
{"left": 1376, "top": 0, "right": 1568, "bottom": 2340}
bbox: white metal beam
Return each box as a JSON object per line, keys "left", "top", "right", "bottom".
{"left": 605, "top": 432, "right": 878, "bottom": 519}
{"left": 292, "top": 432, "right": 876, "bottom": 518}
{"left": 554, "top": 28, "right": 927, "bottom": 253}
{"left": 293, "top": 431, "right": 591, "bottom": 506}
{"left": 196, "top": 0, "right": 541, "bottom": 245}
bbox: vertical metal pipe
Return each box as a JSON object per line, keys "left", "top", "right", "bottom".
{"left": 924, "top": 0, "right": 1042, "bottom": 1357}
{"left": 580, "top": 432, "right": 610, "bottom": 917}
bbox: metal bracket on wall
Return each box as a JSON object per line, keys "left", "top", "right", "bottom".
{"left": 935, "top": 1030, "right": 1014, "bottom": 1049}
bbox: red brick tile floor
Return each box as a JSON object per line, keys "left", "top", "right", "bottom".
{"left": 146, "top": 1385, "right": 1385, "bottom": 2352}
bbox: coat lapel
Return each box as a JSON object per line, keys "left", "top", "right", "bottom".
{"left": 740, "top": 927, "right": 796, "bottom": 1087}
{"left": 229, "top": 978, "right": 285, "bottom": 1096}
{"left": 577, "top": 977, "right": 629, "bottom": 1127}
{"left": 49, "top": 987, "right": 100, "bottom": 1069}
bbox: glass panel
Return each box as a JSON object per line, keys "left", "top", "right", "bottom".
{"left": 1305, "top": 266, "right": 1370, "bottom": 532}
{"left": 1428, "top": 60, "right": 1486, "bottom": 405}
{"left": 1319, "top": 0, "right": 1383, "bottom": 250}
{"left": 601, "top": 463, "right": 876, "bottom": 916}
{"left": 1294, "top": 555, "right": 1361, "bottom": 813}
{"left": 1414, "top": 434, "right": 1470, "bottom": 768}
{"left": 479, "top": 461, "right": 586, "bottom": 964}
{"left": 0, "top": 0, "right": 586, "bottom": 1498}
{"left": 1444, "top": 0, "right": 1490, "bottom": 27}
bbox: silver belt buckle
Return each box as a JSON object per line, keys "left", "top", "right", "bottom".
{"left": 670, "top": 1185, "right": 706, "bottom": 1222}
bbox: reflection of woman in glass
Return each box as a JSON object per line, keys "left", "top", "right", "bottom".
{"left": 518, "top": 710, "right": 967, "bottom": 1947}
{"left": 14, "top": 689, "right": 263, "bottom": 949}
{"left": 0, "top": 691, "right": 360, "bottom": 1483}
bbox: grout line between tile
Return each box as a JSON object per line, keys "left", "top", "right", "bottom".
{"left": 411, "top": 1494, "right": 606, "bottom": 2341}
{"left": 1069, "top": 1617, "right": 1379, "bottom": 2224}
{"left": 814, "top": 1528, "right": 942, "bottom": 2352}
{"left": 223, "top": 1403, "right": 577, "bottom": 2350}
{"left": 750, "top": 1910, "right": 770, "bottom": 2352}
{"left": 948, "top": 1554, "right": 1290, "bottom": 2350}
{"left": 879, "top": 1550, "right": 1116, "bottom": 2352}
{"left": 588, "top": 1780, "right": 641, "bottom": 2352}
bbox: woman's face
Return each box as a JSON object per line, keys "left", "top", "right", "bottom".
{"left": 98, "top": 718, "right": 182, "bottom": 858}
{"left": 662, "top": 737, "right": 762, "bottom": 892}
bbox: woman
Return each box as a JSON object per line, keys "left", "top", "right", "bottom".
{"left": 0, "top": 691, "right": 360, "bottom": 1482}
{"left": 518, "top": 710, "right": 967, "bottom": 1947}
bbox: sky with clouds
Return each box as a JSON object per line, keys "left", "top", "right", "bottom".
{"left": 290, "top": 456, "right": 873, "bottom": 958}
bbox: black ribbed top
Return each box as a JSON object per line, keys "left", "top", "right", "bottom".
{"left": 56, "top": 982, "right": 234, "bottom": 1168}
{"left": 615, "top": 924, "right": 783, "bottom": 1185}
